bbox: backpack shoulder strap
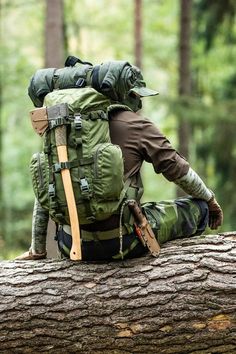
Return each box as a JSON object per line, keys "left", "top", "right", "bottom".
{"left": 107, "top": 103, "right": 133, "bottom": 116}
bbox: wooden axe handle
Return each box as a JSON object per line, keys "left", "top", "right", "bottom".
{"left": 55, "top": 125, "right": 82, "bottom": 261}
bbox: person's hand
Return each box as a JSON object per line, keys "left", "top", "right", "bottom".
{"left": 207, "top": 197, "right": 223, "bottom": 230}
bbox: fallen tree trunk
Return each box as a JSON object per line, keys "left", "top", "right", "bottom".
{"left": 0, "top": 233, "right": 235, "bottom": 354}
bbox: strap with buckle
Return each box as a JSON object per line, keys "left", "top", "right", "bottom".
{"left": 80, "top": 178, "right": 89, "bottom": 194}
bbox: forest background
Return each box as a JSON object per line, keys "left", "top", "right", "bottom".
{"left": 0, "top": 0, "right": 235, "bottom": 259}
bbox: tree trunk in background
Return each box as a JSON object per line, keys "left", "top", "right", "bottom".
{"left": 0, "top": 1, "right": 2, "bottom": 205}
{"left": 0, "top": 71, "right": 2, "bottom": 206}
{"left": 178, "top": 0, "right": 192, "bottom": 159}
{"left": 177, "top": 0, "right": 192, "bottom": 197}
{"left": 0, "top": 0, "right": 5, "bottom": 240}
{"left": 0, "top": 234, "right": 235, "bottom": 353}
{"left": 45, "top": 0, "right": 65, "bottom": 257}
{"left": 45, "top": 0, "right": 64, "bottom": 68}
{"left": 0, "top": 65, "right": 4, "bottom": 244}
{"left": 134, "top": 0, "right": 142, "bottom": 69}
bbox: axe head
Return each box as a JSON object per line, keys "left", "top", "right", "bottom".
{"left": 30, "top": 107, "right": 48, "bottom": 136}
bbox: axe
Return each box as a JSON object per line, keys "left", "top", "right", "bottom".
{"left": 55, "top": 124, "right": 82, "bottom": 261}
{"left": 30, "top": 105, "right": 82, "bottom": 261}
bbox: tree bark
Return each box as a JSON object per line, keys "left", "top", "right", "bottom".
{"left": 178, "top": 0, "right": 192, "bottom": 161}
{"left": 0, "top": 233, "right": 235, "bottom": 354}
{"left": 0, "top": 0, "right": 5, "bottom": 238}
{"left": 45, "top": 0, "right": 64, "bottom": 68}
{"left": 177, "top": 0, "right": 192, "bottom": 198}
{"left": 44, "top": 0, "right": 65, "bottom": 257}
{"left": 134, "top": 0, "right": 142, "bottom": 69}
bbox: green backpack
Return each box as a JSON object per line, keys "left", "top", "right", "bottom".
{"left": 30, "top": 87, "right": 141, "bottom": 226}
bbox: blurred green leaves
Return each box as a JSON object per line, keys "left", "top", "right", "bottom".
{"left": 1, "top": 0, "right": 236, "bottom": 258}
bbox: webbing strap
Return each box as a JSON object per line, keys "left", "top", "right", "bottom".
{"left": 53, "top": 160, "right": 78, "bottom": 173}
{"left": 52, "top": 157, "right": 93, "bottom": 173}
{"left": 63, "top": 224, "right": 129, "bottom": 241}
{"left": 119, "top": 178, "right": 132, "bottom": 202}
{"left": 71, "top": 114, "right": 93, "bottom": 219}
{"left": 92, "top": 65, "right": 100, "bottom": 92}
{"left": 64, "top": 55, "right": 93, "bottom": 67}
{"left": 122, "top": 175, "right": 144, "bottom": 204}
{"left": 45, "top": 103, "right": 71, "bottom": 131}
{"left": 48, "top": 117, "right": 70, "bottom": 129}
{"left": 120, "top": 176, "right": 144, "bottom": 226}
{"left": 46, "top": 133, "right": 59, "bottom": 216}
{"left": 81, "top": 226, "right": 128, "bottom": 241}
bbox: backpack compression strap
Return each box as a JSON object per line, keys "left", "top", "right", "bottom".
{"left": 47, "top": 104, "right": 82, "bottom": 261}
{"left": 65, "top": 55, "right": 93, "bottom": 67}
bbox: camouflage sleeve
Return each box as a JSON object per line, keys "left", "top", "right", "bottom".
{"left": 174, "top": 167, "right": 213, "bottom": 201}
{"left": 31, "top": 198, "right": 49, "bottom": 254}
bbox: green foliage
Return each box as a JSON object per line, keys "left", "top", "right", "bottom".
{"left": 1, "top": 0, "right": 236, "bottom": 259}
{"left": 64, "top": 0, "right": 134, "bottom": 62}
{"left": 194, "top": 0, "right": 236, "bottom": 51}
{"left": 191, "top": 0, "right": 236, "bottom": 231}
{"left": 0, "top": 0, "right": 44, "bottom": 256}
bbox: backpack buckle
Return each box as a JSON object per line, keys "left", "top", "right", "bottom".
{"left": 53, "top": 163, "right": 62, "bottom": 173}
{"left": 80, "top": 178, "right": 89, "bottom": 194}
{"left": 76, "top": 78, "right": 86, "bottom": 88}
{"left": 53, "top": 162, "right": 70, "bottom": 173}
{"left": 48, "top": 183, "right": 55, "bottom": 197}
{"left": 74, "top": 115, "right": 82, "bottom": 130}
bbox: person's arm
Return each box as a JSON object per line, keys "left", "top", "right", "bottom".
{"left": 174, "top": 167, "right": 213, "bottom": 201}
{"left": 31, "top": 198, "right": 49, "bottom": 255}
{"left": 174, "top": 167, "right": 223, "bottom": 229}
{"left": 15, "top": 198, "right": 48, "bottom": 260}
{"left": 138, "top": 118, "right": 223, "bottom": 230}
{"left": 125, "top": 114, "right": 223, "bottom": 230}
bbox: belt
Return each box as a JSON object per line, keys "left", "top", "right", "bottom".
{"left": 81, "top": 214, "right": 120, "bottom": 231}
{"left": 62, "top": 224, "right": 133, "bottom": 241}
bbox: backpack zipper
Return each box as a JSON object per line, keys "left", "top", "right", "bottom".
{"left": 94, "top": 145, "right": 103, "bottom": 178}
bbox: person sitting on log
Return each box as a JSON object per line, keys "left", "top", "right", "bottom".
{"left": 16, "top": 58, "right": 223, "bottom": 261}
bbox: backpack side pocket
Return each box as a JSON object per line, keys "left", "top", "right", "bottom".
{"left": 29, "top": 152, "right": 49, "bottom": 210}
{"left": 92, "top": 143, "right": 124, "bottom": 200}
